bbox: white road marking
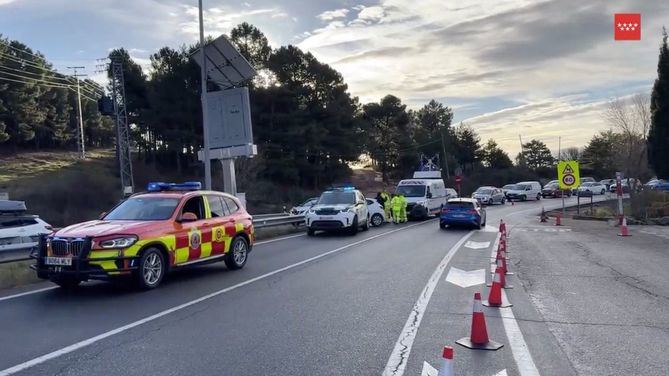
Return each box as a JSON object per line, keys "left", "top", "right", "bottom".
{"left": 464, "top": 240, "right": 490, "bottom": 249}
{"left": 500, "top": 290, "right": 541, "bottom": 376}
{"left": 0, "top": 221, "right": 433, "bottom": 376}
{"left": 0, "top": 286, "right": 58, "bottom": 303}
{"left": 255, "top": 233, "right": 305, "bottom": 245}
{"left": 382, "top": 231, "right": 475, "bottom": 376}
{"left": 445, "top": 267, "right": 485, "bottom": 288}
{"left": 421, "top": 361, "right": 439, "bottom": 376}
{"left": 493, "top": 370, "right": 509, "bottom": 376}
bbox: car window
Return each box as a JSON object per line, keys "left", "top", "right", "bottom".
{"left": 0, "top": 218, "right": 38, "bottom": 228}
{"left": 181, "top": 196, "right": 205, "bottom": 220}
{"left": 446, "top": 202, "right": 474, "bottom": 209}
{"left": 223, "top": 197, "right": 240, "bottom": 214}
{"left": 318, "top": 191, "right": 356, "bottom": 205}
{"left": 366, "top": 199, "right": 374, "bottom": 205}
{"left": 207, "top": 195, "right": 229, "bottom": 218}
{"left": 104, "top": 197, "right": 180, "bottom": 221}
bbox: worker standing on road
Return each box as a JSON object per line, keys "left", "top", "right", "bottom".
{"left": 380, "top": 189, "right": 392, "bottom": 222}
{"left": 390, "top": 194, "right": 402, "bottom": 224}
{"left": 399, "top": 193, "right": 408, "bottom": 223}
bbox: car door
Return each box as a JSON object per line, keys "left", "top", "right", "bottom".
{"left": 206, "top": 194, "right": 233, "bottom": 257}
{"left": 173, "top": 195, "right": 210, "bottom": 264}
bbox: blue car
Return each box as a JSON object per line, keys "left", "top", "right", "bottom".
{"left": 439, "top": 198, "right": 487, "bottom": 230}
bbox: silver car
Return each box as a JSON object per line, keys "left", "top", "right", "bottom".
{"left": 471, "top": 187, "right": 506, "bottom": 205}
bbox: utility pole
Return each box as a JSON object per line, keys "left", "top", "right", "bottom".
{"left": 68, "top": 66, "right": 86, "bottom": 159}
{"left": 558, "top": 136, "right": 561, "bottom": 161}
{"left": 111, "top": 60, "right": 135, "bottom": 197}
{"left": 440, "top": 128, "right": 450, "bottom": 178}
{"left": 518, "top": 134, "right": 525, "bottom": 166}
{"left": 198, "top": 0, "right": 212, "bottom": 190}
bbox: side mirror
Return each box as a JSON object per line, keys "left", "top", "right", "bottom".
{"left": 178, "top": 212, "right": 198, "bottom": 223}
{"left": 98, "top": 212, "right": 107, "bottom": 220}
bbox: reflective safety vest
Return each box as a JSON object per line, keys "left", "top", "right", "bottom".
{"left": 391, "top": 196, "right": 403, "bottom": 209}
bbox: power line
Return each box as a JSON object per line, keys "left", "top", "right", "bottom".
{"left": 0, "top": 64, "right": 102, "bottom": 97}
{"left": 0, "top": 64, "right": 73, "bottom": 84}
{"left": 0, "top": 75, "right": 97, "bottom": 102}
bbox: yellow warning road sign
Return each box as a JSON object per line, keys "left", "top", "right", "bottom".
{"left": 558, "top": 160, "right": 580, "bottom": 190}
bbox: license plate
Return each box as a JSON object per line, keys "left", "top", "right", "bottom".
{"left": 319, "top": 216, "right": 333, "bottom": 220}
{"left": 45, "top": 257, "right": 72, "bottom": 266}
{"left": 453, "top": 214, "right": 466, "bottom": 218}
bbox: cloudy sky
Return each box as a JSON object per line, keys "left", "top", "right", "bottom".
{"left": 1, "top": 0, "right": 667, "bottom": 155}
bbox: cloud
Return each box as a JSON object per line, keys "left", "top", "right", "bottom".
{"left": 0, "top": 0, "right": 17, "bottom": 5}
{"left": 317, "top": 8, "right": 349, "bottom": 22}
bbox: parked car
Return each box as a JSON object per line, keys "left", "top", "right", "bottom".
{"left": 501, "top": 184, "right": 516, "bottom": 196}
{"left": 471, "top": 187, "right": 505, "bottom": 205}
{"left": 290, "top": 198, "right": 318, "bottom": 216}
{"left": 439, "top": 198, "right": 486, "bottom": 230}
{"left": 650, "top": 180, "right": 669, "bottom": 191}
{"left": 306, "top": 187, "right": 369, "bottom": 236}
{"left": 505, "top": 181, "right": 542, "bottom": 201}
{"left": 395, "top": 178, "right": 448, "bottom": 219}
{"left": 445, "top": 188, "right": 458, "bottom": 199}
{"left": 541, "top": 183, "right": 571, "bottom": 198}
{"left": 600, "top": 179, "right": 616, "bottom": 190}
{"left": 0, "top": 200, "right": 53, "bottom": 255}
{"left": 609, "top": 178, "right": 641, "bottom": 193}
{"left": 578, "top": 182, "right": 607, "bottom": 196}
{"left": 365, "top": 198, "right": 387, "bottom": 227}
{"left": 571, "top": 176, "right": 596, "bottom": 194}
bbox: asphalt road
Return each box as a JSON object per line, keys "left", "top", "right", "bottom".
{"left": 1, "top": 194, "right": 663, "bottom": 376}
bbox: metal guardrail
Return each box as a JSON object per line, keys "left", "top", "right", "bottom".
{"left": 0, "top": 213, "right": 305, "bottom": 265}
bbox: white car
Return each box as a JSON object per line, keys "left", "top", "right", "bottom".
{"left": 505, "top": 181, "right": 542, "bottom": 201}
{"left": 578, "top": 182, "right": 607, "bottom": 195}
{"left": 1, "top": 201, "right": 53, "bottom": 254}
{"left": 290, "top": 197, "right": 318, "bottom": 216}
{"left": 306, "top": 187, "right": 369, "bottom": 236}
{"left": 365, "top": 198, "right": 386, "bottom": 227}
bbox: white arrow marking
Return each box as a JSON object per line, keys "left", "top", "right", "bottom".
{"left": 465, "top": 240, "right": 491, "bottom": 249}
{"left": 445, "top": 267, "right": 486, "bottom": 287}
{"left": 421, "top": 361, "right": 439, "bottom": 376}
{"left": 493, "top": 370, "right": 508, "bottom": 376}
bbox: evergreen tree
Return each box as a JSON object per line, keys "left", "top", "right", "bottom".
{"left": 482, "top": 139, "right": 513, "bottom": 169}
{"left": 517, "top": 139, "right": 554, "bottom": 170}
{"left": 649, "top": 28, "right": 669, "bottom": 179}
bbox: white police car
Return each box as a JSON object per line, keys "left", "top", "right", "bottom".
{"left": 305, "top": 187, "right": 369, "bottom": 236}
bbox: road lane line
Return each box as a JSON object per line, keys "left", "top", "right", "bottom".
{"left": 255, "top": 233, "right": 305, "bottom": 245}
{"left": 0, "top": 220, "right": 434, "bottom": 376}
{"left": 382, "top": 230, "right": 475, "bottom": 376}
{"left": 0, "top": 286, "right": 58, "bottom": 303}
{"left": 500, "top": 290, "right": 540, "bottom": 376}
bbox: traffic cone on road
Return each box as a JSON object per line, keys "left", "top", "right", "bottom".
{"left": 439, "top": 346, "right": 454, "bottom": 376}
{"left": 456, "top": 293, "right": 504, "bottom": 350}
{"left": 618, "top": 217, "right": 631, "bottom": 237}
{"left": 484, "top": 268, "right": 513, "bottom": 308}
{"left": 499, "top": 219, "right": 507, "bottom": 236}
{"left": 555, "top": 214, "right": 562, "bottom": 226}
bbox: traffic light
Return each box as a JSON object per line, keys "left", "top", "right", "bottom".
{"left": 97, "top": 96, "right": 114, "bottom": 116}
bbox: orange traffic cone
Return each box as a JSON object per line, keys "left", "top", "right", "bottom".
{"left": 499, "top": 219, "right": 507, "bottom": 236}
{"left": 555, "top": 214, "right": 562, "bottom": 226}
{"left": 456, "top": 292, "right": 504, "bottom": 350}
{"left": 498, "top": 250, "right": 513, "bottom": 278}
{"left": 618, "top": 217, "right": 631, "bottom": 237}
{"left": 439, "top": 346, "right": 454, "bottom": 376}
{"left": 484, "top": 268, "right": 513, "bottom": 308}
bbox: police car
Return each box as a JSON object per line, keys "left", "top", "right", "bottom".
{"left": 32, "top": 182, "right": 254, "bottom": 289}
{"left": 305, "top": 187, "right": 369, "bottom": 236}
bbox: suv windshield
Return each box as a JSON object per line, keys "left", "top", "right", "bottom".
{"left": 396, "top": 185, "right": 426, "bottom": 197}
{"left": 104, "top": 197, "right": 180, "bottom": 220}
{"left": 475, "top": 188, "right": 493, "bottom": 194}
{"left": 318, "top": 191, "right": 356, "bottom": 205}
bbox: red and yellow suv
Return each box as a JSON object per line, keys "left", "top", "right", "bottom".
{"left": 32, "top": 182, "right": 254, "bottom": 289}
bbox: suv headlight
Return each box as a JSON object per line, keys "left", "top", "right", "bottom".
{"left": 98, "top": 236, "right": 138, "bottom": 249}
{"left": 346, "top": 206, "right": 356, "bottom": 213}
{"left": 416, "top": 200, "right": 427, "bottom": 206}
{"left": 307, "top": 209, "right": 316, "bottom": 214}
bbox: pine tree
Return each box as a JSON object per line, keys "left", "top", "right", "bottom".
{"left": 649, "top": 27, "right": 669, "bottom": 179}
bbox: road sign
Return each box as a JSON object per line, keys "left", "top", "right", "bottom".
{"left": 455, "top": 175, "right": 462, "bottom": 183}
{"left": 558, "top": 160, "right": 580, "bottom": 190}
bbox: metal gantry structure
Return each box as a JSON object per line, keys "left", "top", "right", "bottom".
{"left": 111, "top": 61, "right": 134, "bottom": 196}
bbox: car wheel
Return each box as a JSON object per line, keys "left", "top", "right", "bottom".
{"left": 349, "top": 216, "right": 359, "bottom": 236}
{"left": 224, "top": 236, "right": 249, "bottom": 270}
{"left": 307, "top": 228, "right": 315, "bottom": 236}
{"left": 501, "top": 198, "right": 506, "bottom": 205}
{"left": 521, "top": 195, "right": 527, "bottom": 201}
{"left": 536, "top": 193, "right": 541, "bottom": 200}
{"left": 135, "top": 247, "right": 165, "bottom": 290}
{"left": 371, "top": 213, "right": 384, "bottom": 227}
{"left": 52, "top": 276, "right": 81, "bottom": 289}
{"left": 601, "top": 189, "right": 605, "bottom": 195}
{"left": 476, "top": 220, "right": 482, "bottom": 230}
{"left": 362, "top": 215, "right": 370, "bottom": 231}
{"left": 439, "top": 222, "right": 447, "bottom": 230}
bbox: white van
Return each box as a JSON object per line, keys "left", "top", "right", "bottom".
{"left": 395, "top": 178, "right": 448, "bottom": 219}
{"left": 505, "top": 181, "right": 542, "bottom": 201}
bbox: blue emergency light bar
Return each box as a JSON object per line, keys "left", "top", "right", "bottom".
{"left": 147, "top": 182, "right": 202, "bottom": 192}
{"left": 327, "top": 184, "right": 356, "bottom": 191}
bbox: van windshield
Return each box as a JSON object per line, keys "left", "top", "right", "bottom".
{"left": 396, "top": 185, "right": 427, "bottom": 197}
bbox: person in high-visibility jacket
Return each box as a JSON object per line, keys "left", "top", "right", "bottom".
{"left": 399, "top": 194, "right": 408, "bottom": 223}
{"left": 380, "top": 190, "right": 392, "bottom": 222}
{"left": 390, "top": 194, "right": 403, "bottom": 224}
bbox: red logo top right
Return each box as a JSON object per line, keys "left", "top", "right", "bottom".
{"left": 614, "top": 13, "right": 641, "bottom": 40}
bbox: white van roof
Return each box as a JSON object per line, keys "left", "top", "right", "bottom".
{"left": 413, "top": 171, "right": 442, "bottom": 179}
{"left": 398, "top": 179, "right": 443, "bottom": 186}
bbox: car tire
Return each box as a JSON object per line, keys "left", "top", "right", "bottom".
{"left": 501, "top": 198, "right": 506, "bottom": 205}
{"left": 307, "top": 228, "right": 315, "bottom": 236}
{"left": 371, "top": 213, "right": 384, "bottom": 227}
{"left": 521, "top": 195, "right": 527, "bottom": 201}
{"left": 536, "top": 194, "right": 541, "bottom": 200}
{"left": 440, "top": 222, "right": 447, "bottom": 230}
{"left": 135, "top": 247, "right": 165, "bottom": 290}
{"left": 349, "top": 216, "right": 359, "bottom": 236}
{"left": 476, "top": 220, "right": 482, "bottom": 230}
{"left": 601, "top": 189, "right": 605, "bottom": 195}
{"left": 52, "top": 276, "right": 81, "bottom": 289}
{"left": 224, "top": 236, "right": 249, "bottom": 270}
{"left": 362, "top": 215, "right": 369, "bottom": 231}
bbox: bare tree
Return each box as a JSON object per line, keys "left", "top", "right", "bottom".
{"left": 603, "top": 94, "right": 652, "bottom": 192}
{"left": 562, "top": 147, "right": 581, "bottom": 161}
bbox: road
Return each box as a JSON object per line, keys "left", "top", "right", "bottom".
{"left": 0, "top": 194, "right": 665, "bottom": 376}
